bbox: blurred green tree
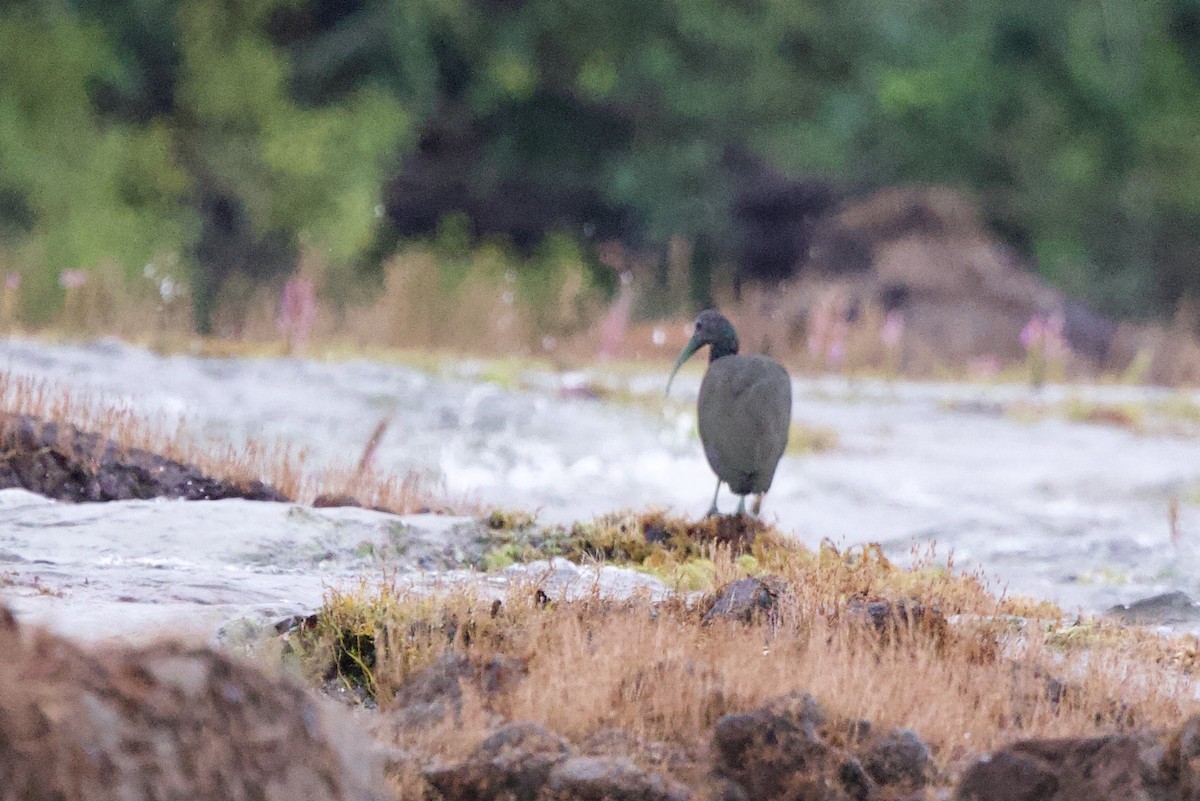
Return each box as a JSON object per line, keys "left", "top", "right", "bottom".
{"left": 171, "top": 0, "right": 410, "bottom": 329}
{"left": 0, "top": 5, "right": 183, "bottom": 318}
{"left": 5, "top": 0, "right": 415, "bottom": 330}
{"left": 846, "top": 0, "right": 1200, "bottom": 316}
{"left": 380, "top": 0, "right": 867, "bottom": 307}
{"left": 3, "top": 0, "right": 1200, "bottom": 326}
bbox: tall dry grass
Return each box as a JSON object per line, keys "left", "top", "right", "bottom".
{"left": 7, "top": 235, "right": 1200, "bottom": 385}
{"left": 0, "top": 368, "right": 455, "bottom": 513}
{"left": 305, "top": 532, "right": 1200, "bottom": 791}
{"left": 341, "top": 245, "right": 603, "bottom": 357}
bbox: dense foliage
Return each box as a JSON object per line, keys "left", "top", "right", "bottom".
{"left": 2, "top": 0, "right": 1199, "bottom": 326}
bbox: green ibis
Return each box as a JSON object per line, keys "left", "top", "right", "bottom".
{"left": 667, "top": 309, "right": 792, "bottom": 517}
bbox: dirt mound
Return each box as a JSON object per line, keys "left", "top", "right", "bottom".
{"left": 0, "top": 413, "right": 288, "bottom": 503}
{"left": 743, "top": 186, "right": 1122, "bottom": 373}
{"left": 0, "top": 604, "right": 383, "bottom": 801}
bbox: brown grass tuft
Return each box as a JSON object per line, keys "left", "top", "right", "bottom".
{"left": 0, "top": 368, "right": 457, "bottom": 514}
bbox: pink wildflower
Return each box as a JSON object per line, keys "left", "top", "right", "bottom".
{"left": 1020, "top": 314, "right": 1045, "bottom": 350}
{"left": 597, "top": 271, "right": 633, "bottom": 361}
{"left": 826, "top": 317, "right": 848, "bottom": 371}
{"left": 58, "top": 269, "right": 88, "bottom": 290}
{"left": 278, "top": 275, "right": 317, "bottom": 353}
{"left": 807, "top": 303, "right": 830, "bottom": 357}
{"left": 881, "top": 310, "right": 905, "bottom": 349}
{"left": 969, "top": 356, "right": 1002, "bottom": 378}
{"left": 1044, "top": 312, "right": 1068, "bottom": 361}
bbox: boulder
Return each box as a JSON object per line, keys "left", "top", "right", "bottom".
{"left": 954, "top": 733, "right": 1170, "bottom": 801}
{"left": 702, "top": 576, "right": 788, "bottom": 625}
{"left": 545, "top": 756, "right": 693, "bottom": 801}
{"left": 844, "top": 597, "right": 948, "bottom": 645}
{"left": 391, "top": 652, "right": 471, "bottom": 727}
{"left": 0, "top": 605, "right": 382, "bottom": 801}
{"left": 423, "top": 722, "right": 570, "bottom": 801}
{"left": 859, "top": 727, "right": 933, "bottom": 789}
{"left": 1160, "top": 714, "right": 1200, "bottom": 800}
{"left": 391, "top": 652, "right": 528, "bottom": 728}
{"left": 1107, "top": 591, "right": 1200, "bottom": 626}
{"left": 712, "top": 692, "right": 874, "bottom": 801}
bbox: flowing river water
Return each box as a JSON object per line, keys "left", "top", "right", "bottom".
{"left": 1, "top": 337, "right": 1199, "bottom": 641}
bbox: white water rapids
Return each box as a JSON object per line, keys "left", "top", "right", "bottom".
{"left": 1, "top": 337, "right": 1198, "bottom": 642}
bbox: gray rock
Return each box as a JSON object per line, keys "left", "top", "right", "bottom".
{"left": 712, "top": 692, "right": 872, "bottom": 801}
{"left": 392, "top": 652, "right": 528, "bottom": 729}
{"left": 546, "top": 756, "right": 693, "bottom": 801}
{"left": 1107, "top": 591, "right": 1200, "bottom": 625}
{"left": 0, "top": 606, "right": 385, "bottom": 801}
{"left": 702, "top": 576, "right": 787, "bottom": 625}
{"left": 1171, "top": 714, "right": 1200, "bottom": 798}
{"left": 860, "top": 727, "right": 933, "bottom": 787}
{"left": 423, "top": 722, "right": 570, "bottom": 801}
{"left": 954, "top": 733, "right": 1170, "bottom": 801}
{"left": 955, "top": 750, "right": 1060, "bottom": 801}
{"left": 845, "top": 596, "right": 948, "bottom": 643}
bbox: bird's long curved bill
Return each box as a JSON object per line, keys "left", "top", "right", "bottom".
{"left": 665, "top": 334, "right": 702, "bottom": 396}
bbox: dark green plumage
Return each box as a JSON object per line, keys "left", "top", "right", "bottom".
{"left": 667, "top": 309, "right": 792, "bottom": 516}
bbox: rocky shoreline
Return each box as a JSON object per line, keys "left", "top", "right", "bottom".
{"left": 4, "top": 598, "right": 1200, "bottom": 801}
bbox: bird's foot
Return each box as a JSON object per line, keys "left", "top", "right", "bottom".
{"left": 705, "top": 505, "right": 720, "bottom": 518}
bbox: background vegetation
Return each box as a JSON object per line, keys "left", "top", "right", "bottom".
{"left": 2, "top": 0, "right": 1199, "bottom": 331}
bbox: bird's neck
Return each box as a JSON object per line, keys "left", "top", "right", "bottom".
{"left": 709, "top": 338, "right": 739, "bottom": 362}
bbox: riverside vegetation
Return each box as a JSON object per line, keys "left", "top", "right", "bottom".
{"left": 290, "top": 509, "right": 1200, "bottom": 798}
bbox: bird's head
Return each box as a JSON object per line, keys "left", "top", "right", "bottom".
{"left": 666, "top": 309, "right": 739, "bottom": 395}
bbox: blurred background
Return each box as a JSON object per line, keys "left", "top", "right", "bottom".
{"left": 3, "top": 0, "right": 1200, "bottom": 382}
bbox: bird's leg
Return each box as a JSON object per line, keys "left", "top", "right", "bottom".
{"left": 706, "top": 479, "right": 721, "bottom": 517}
{"left": 751, "top": 493, "right": 764, "bottom": 516}
{"left": 736, "top": 495, "right": 746, "bottom": 517}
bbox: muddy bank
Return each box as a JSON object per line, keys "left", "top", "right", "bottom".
{"left": 0, "top": 412, "right": 287, "bottom": 503}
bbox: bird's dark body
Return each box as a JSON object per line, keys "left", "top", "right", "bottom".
{"left": 667, "top": 308, "right": 793, "bottom": 515}
{"left": 698, "top": 354, "right": 792, "bottom": 495}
